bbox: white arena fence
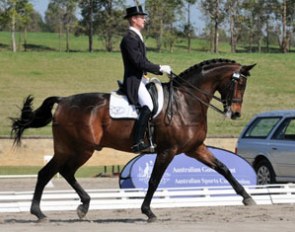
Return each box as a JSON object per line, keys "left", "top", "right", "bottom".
{"left": 1, "top": 184, "right": 295, "bottom": 213}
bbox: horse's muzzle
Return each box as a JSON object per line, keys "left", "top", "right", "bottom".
{"left": 224, "top": 109, "right": 241, "bottom": 120}
{"left": 231, "top": 111, "right": 241, "bottom": 120}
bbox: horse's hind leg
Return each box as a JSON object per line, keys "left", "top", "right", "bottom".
{"left": 59, "top": 151, "right": 93, "bottom": 219}
{"left": 187, "top": 145, "right": 256, "bottom": 206}
{"left": 31, "top": 156, "right": 60, "bottom": 220}
{"left": 59, "top": 166, "right": 90, "bottom": 219}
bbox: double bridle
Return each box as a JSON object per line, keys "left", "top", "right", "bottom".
{"left": 169, "top": 71, "right": 247, "bottom": 116}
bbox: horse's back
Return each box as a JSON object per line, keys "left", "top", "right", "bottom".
{"left": 60, "top": 92, "right": 110, "bottom": 109}
{"left": 52, "top": 92, "right": 110, "bottom": 145}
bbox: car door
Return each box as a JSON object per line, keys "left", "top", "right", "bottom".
{"left": 270, "top": 117, "right": 295, "bottom": 178}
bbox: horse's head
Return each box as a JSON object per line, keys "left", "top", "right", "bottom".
{"left": 173, "top": 59, "right": 256, "bottom": 120}
{"left": 219, "top": 63, "right": 256, "bottom": 119}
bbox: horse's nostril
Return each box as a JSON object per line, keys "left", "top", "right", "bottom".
{"left": 231, "top": 112, "right": 241, "bottom": 119}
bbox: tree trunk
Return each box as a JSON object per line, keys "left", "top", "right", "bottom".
{"left": 24, "top": 27, "right": 27, "bottom": 52}
{"left": 266, "top": 18, "right": 270, "bottom": 52}
{"left": 59, "top": 23, "right": 62, "bottom": 52}
{"left": 281, "top": 0, "right": 288, "bottom": 53}
{"left": 11, "top": 12, "right": 16, "bottom": 52}
{"left": 258, "top": 37, "right": 263, "bottom": 53}
{"left": 213, "top": 20, "right": 219, "bottom": 53}
{"left": 88, "top": 0, "right": 93, "bottom": 52}
{"left": 106, "top": 32, "right": 113, "bottom": 52}
{"left": 230, "top": 13, "right": 235, "bottom": 53}
{"left": 66, "top": 25, "right": 70, "bottom": 52}
{"left": 187, "top": 3, "right": 191, "bottom": 52}
{"left": 157, "top": 17, "right": 163, "bottom": 52}
{"left": 213, "top": 0, "right": 219, "bottom": 53}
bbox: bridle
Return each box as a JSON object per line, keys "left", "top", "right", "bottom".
{"left": 222, "top": 72, "right": 247, "bottom": 115}
{"left": 168, "top": 71, "right": 247, "bottom": 116}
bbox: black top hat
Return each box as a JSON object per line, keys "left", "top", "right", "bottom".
{"left": 124, "top": 5, "right": 147, "bottom": 19}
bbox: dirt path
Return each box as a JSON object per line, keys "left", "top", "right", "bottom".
{"left": 1, "top": 204, "right": 295, "bottom": 232}
{"left": 1, "top": 177, "right": 294, "bottom": 232}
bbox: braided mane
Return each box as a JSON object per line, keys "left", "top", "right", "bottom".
{"left": 178, "top": 58, "right": 237, "bottom": 79}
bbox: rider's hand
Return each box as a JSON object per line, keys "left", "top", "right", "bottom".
{"left": 160, "top": 65, "right": 172, "bottom": 75}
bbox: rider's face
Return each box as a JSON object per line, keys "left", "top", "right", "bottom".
{"left": 131, "top": 15, "right": 146, "bottom": 31}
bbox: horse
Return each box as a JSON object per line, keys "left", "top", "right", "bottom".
{"left": 10, "top": 58, "right": 256, "bottom": 222}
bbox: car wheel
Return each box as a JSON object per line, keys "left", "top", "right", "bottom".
{"left": 254, "top": 160, "right": 275, "bottom": 185}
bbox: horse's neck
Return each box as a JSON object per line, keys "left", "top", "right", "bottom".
{"left": 182, "top": 76, "right": 217, "bottom": 102}
{"left": 166, "top": 83, "right": 211, "bottom": 117}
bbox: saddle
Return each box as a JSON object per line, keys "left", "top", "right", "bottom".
{"left": 110, "top": 78, "right": 164, "bottom": 119}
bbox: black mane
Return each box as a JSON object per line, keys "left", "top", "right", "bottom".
{"left": 177, "top": 58, "right": 237, "bottom": 80}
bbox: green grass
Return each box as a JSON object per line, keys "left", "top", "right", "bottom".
{"left": 1, "top": 32, "right": 295, "bottom": 137}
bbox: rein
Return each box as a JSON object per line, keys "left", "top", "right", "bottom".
{"left": 168, "top": 72, "right": 225, "bottom": 116}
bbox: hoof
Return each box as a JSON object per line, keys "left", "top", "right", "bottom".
{"left": 31, "top": 206, "right": 47, "bottom": 221}
{"left": 243, "top": 197, "right": 256, "bottom": 206}
{"left": 37, "top": 217, "right": 48, "bottom": 223}
{"left": 77, "top": 204, "right": 88, "bottom": 219}
{"left": 142, "top": 205, "right": 157, "bottom": 223}
{"left": 147, "top": 215, "right": 157, "bottom": 223}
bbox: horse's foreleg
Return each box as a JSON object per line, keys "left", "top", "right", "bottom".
{"left": 59, "top": 169, "right": 90, "bottom": 219}
{"left": 141, "top": 152, "right": 174, "bottom": 222}
{"left": 188, "top": 145, "right": 256, "bottom": 206}
{"left": 213, "top": 158, "right": 256, "bottom": 206}
{"left": 31, "top": 157, "right": 59, "bottom": 221}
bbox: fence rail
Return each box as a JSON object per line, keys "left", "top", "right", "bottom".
{"left": 1, "top": 184, "right": 295, "bottom": 213}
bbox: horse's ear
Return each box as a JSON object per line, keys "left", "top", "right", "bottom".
{"left": 241, "top": 63, "right": 256, "bottom": 76}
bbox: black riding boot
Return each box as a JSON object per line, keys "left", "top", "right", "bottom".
{"left": 131, "top": 106, "right": 151, "bottom": 153}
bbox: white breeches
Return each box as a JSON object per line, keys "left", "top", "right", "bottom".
{"left": 138, "top": 78, "right": 154, "bottom": 112}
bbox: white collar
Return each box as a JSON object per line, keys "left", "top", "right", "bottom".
{"left": 129, "top": 26, "right": 143, "bottom": 42}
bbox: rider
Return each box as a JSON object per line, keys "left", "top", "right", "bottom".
{"left": 120, "top": 5, "right": 172, "bottom": 153}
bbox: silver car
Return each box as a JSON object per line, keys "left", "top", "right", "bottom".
{"left": 236, "top": 110, "right": 295, "bottom": 184}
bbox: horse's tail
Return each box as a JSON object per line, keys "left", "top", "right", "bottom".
{"left": 10, "top": 95, "right": 61, "bottom": 146}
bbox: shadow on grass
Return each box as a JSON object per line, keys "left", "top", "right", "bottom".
{"left": 23, "top": 44, "right": 56, "bottom": 51}
{"left": 0, "top": 43, "right": 9, "bottom": 50}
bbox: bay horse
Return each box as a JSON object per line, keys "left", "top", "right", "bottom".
{"left": 11, "top": 59, "right": 256, "bottom": 222}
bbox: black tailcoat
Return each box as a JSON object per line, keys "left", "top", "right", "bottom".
{"left": 120, "top": 30, "right": 161, "bottom": 105}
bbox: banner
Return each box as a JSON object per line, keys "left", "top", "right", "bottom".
{"left": 120, "top": 146, "right": 257, "bottom": 189}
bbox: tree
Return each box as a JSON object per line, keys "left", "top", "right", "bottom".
{"left": 79, "top": 0, "right": 100, "bottom": 52}
{"left": 145, "top": 0, "right": 183, "bottom": 52}
{"left": 0, "top": 0, "right": 33, "bottom": 52}
{"left": 199, "top": 0, "right": 226, "bottom": 53}
{"left": 94, "top": 0, "right": 125, "bottom": 52}
{"left": 26, "top": 10, "right": 47, "bottom": 32}
{"left": 184, "top": 0, "right": 197, "bottom": 52}
{"left": 276, "top": 0, "right": 294, "bottom": 53}
{"left": 78, "top": 0, "right": 125, "bottom": 52}
{"left": 63, "top": 0, "right": 78, "bottom": 52}
{"left": 224, "top": 0, "right": 240, "bottom": 53}
{"left": 45, "top": 0, "right": 78, "bottom": 52}
{"left": 240, "top": 0, "right": 268, "bottom": 53}
{"left": 238, "top": 0, "right": 259, "bottom": 52}
{"left": 17, "top": 1, "right": 33, "bottom": 51}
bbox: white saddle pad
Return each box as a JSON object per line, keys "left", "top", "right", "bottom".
{"left": 110, "top": 78, "right": 164, "bottom": 119}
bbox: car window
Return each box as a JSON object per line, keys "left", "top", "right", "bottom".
{"left": 243, "top": 117, "right": 281, "bottom": 138}
{"left": 272, "top": 117, "right": 295, "bottom": 140}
